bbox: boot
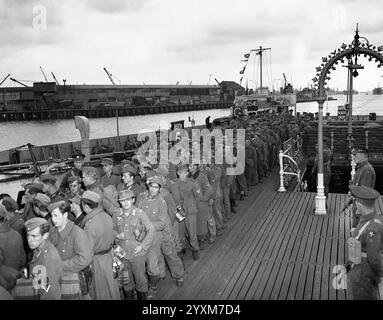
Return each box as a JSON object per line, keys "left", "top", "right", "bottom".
{"left": 148, "top": 275, "right": 160, "bottom": 291}
{"left": 240, "top": 192, "right": 245, "bottom": 200}
{"left": 199, "top": 239, "right": 206, "bottom": 250}
{"left": 137, "top": 291, "right": 147, "bottom": 300}
{"left": 122, "top": 288, "right": 135, "bottom": 300}
{"left": 192, "top": 250, "right": 200, "bottom": 260}
{"left": 176, "top": 277, "right": 184, "bottom": 286}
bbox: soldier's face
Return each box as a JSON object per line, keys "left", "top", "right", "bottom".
{"left": 148, "top": 183, "right": 160, "bottom": 197}
{"left": 51, "top": 208, "right": 67, "bottom": 230}
{"left": 103, "top": 164, "right": 113, "bottom": 174}
{"left": 122, "top": 172, "right": 134, "bottom": 185}
{"left": 82, "top": 175, "right": 93, "bottom": 187}
{"left": 27, "top": 227, "right": 47, "bottom": 250}
{"left": 353, "top": 152, "right": 365, "bottom": 164}
{"left": 119, "top": 198, "right": 134, "bottom": 210}
{"left": 69, "top": 181, "right": 80, "bottom": 194}
{"left": 178, "top": 170, "right": 188, "bottom": 181}
{"left": 74, "top": 160, "right": 84, "bottom": 170}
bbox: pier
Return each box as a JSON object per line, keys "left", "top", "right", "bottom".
{"left": 156, "top": 170, "right": 383, "bottom": 300}
{"left": 0, "top": 101, "right": 231, "bottom": 122}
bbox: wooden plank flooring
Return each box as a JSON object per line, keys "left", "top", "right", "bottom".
{"left": 156, "top": 170, "right": 383, "bottom": 300}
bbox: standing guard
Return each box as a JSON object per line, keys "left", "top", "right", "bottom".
{"left": 346, "top": 185, "right": 383, "bottom": 300}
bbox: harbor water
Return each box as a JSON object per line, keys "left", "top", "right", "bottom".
{"left": 1, "top": 94, "right": 383, "bottom": 198}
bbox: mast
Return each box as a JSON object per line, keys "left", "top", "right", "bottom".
{"left": 251, "top": 46, "right": 271, "bottom": 88}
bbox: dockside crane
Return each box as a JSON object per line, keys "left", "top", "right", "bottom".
{"left": 51, "top": 72, "right": 60, "bottom": 85}
{"left": 39, "top": 66, "right": 48, "bottom": 82}
{"left": 0, "top": 74, "right": 10, "bottom": 86}
{"left": 10, "top": 78, "right": 29, "bottom": 87}
{"left": 103, "top": 67, "right": 116, "bottom": 85}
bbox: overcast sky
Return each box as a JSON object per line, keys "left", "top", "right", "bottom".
{"left": 1, "top": 0, "right": 383, "bottom": 91}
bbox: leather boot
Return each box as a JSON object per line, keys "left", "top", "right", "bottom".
{"left": 199, "top": 239, "right": 206, "bottom": 250}
{"left": 136, "top": 291, "right": 147, "bottom": 300}
{"left": 122, "top": 288, "right": 135, "bottom": 300}
{"left": 148, "top": 275, "right": 160, "bottom": 299}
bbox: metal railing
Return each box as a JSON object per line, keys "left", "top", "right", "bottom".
{"left": 278, "top": 135, "right": 303, "bottom": 192}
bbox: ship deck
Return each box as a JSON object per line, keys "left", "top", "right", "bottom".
{"left": 157, "top": 169, "right": 383, "bottom": 300}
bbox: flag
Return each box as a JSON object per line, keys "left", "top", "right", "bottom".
{"left": 244, "top": 53, "right": 250, "bottom": 58}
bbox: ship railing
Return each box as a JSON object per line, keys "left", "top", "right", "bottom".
{"left": 278, "top": 135, "right": 303, "bottom": 192}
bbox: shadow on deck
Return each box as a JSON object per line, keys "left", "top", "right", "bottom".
{"left": 156, "top": 169, "right": 383, "bottom": 300}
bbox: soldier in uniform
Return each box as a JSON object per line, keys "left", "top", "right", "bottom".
{"left": 65, "top": 176, "right": 84, "bottom": 205}
{"left": 26, "top": 217, "right": 63, "bottom": 300}
{"left": 346, "top": 185, "right": 383, "bottom": 300}
{"left": 172, "top": 164, "right": 202, "bottom": 260}
{"left": 100, "top": 158, "right": 121, "bottom": 188}
{"left": 40, "top": 174, "right": 67, "bottom": 203}
{"left": 80, "top": 191, "right": 120, "bottom": 300}
{"left": 82, "top": 166, "right": 119, "bottom": 217}
{"left": 0, "top": 205, "right": 26, "bottom": 285}
{"left": 350, "top": 147, "right": 376, "bottom": 228}
{"left": 60, "top": 153, "right": 86, "bottom": 192}
{"left": 136, "top": 176, "right": 185, "bottom": 297}
{"left": 189, "top": 163, "right": 214, "bottom": 249}
{"left": 115, "top": 189, "right": 155, "bottom": 300}
{"left": 116, "top": 164, "right": 146, "bottom": 200}
{"left": 48, "top": 201, "right": 93, "bottom": 300}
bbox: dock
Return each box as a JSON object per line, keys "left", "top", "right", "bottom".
{"left": 0, "top": 102, "right": 231, "bottom": 122}
{"left": 156, "top": 169, "right": 383, "bottom": 300}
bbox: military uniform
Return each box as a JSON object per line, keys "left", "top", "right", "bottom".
{"left": 60, "top": 168, "right": 84, "bottom": 192}
{"left": 27, "top": 232, "right": 63, "bottom": 300}
{"left": 350, "top": 149, "right": 376, "bottom": 228}
{"left": 48, "top": 220, "right": 92, "bottom": 275}
{"left": 100, "top": 173, "right": 121, "bottom": 188}
{"left": 116, "top": 182, "right": 145, "bottom": 201}
{"left": 190, "top": 169, "right": 214, "bottom": 247}
{"left": 80, "top": 206, "right": 120, "bottom": 300}
{"left": 136, "top": 189, "right": 184, "bottom": 291}
{"left": 347, "top": 185, "right": 383, "bottom": 300}
{"left": 114, "top": 204, "right": 155, "bottom": 296}
{"left": 87, "top": 181, "right": 119, "bottom": 217}
{"left": 172, "top": 176, "right": 202, "bottom": 253}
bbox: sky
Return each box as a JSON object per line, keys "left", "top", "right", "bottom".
{"left": 1, "top": 0, "right": 383, "bottom": 91}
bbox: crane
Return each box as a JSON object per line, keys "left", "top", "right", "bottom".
{"left": 0, "top": 74, "right": 10, "bottom": 86}
{"left": 51, "top": 72, "right": 59, "bottom": 85}
{"left": 103, "top": 67, "right": 116, "bottom": 85}
{"left": 39, "top": 66, "right": 48, "bottom": 82}
{"left": 10, "top": 78, "right": 29, "bottom": 87}
{"left": 283, "top": 73, "right": 287, "bottom": 88}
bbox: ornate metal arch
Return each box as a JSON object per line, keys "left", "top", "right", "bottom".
{"left": 312, "top": 26, "right": 383, "bottom": 98}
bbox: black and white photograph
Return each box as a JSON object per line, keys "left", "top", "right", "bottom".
{"left": 1, "top": 0, "right": 383, "bottom": 307}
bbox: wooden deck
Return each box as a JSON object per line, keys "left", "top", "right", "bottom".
{"left": 156, "top": 169, "right": 383, "bottom": 300}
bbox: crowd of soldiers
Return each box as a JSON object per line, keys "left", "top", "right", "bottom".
{"left": 0, "top": 111, "right": 328, "bottom": 300}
